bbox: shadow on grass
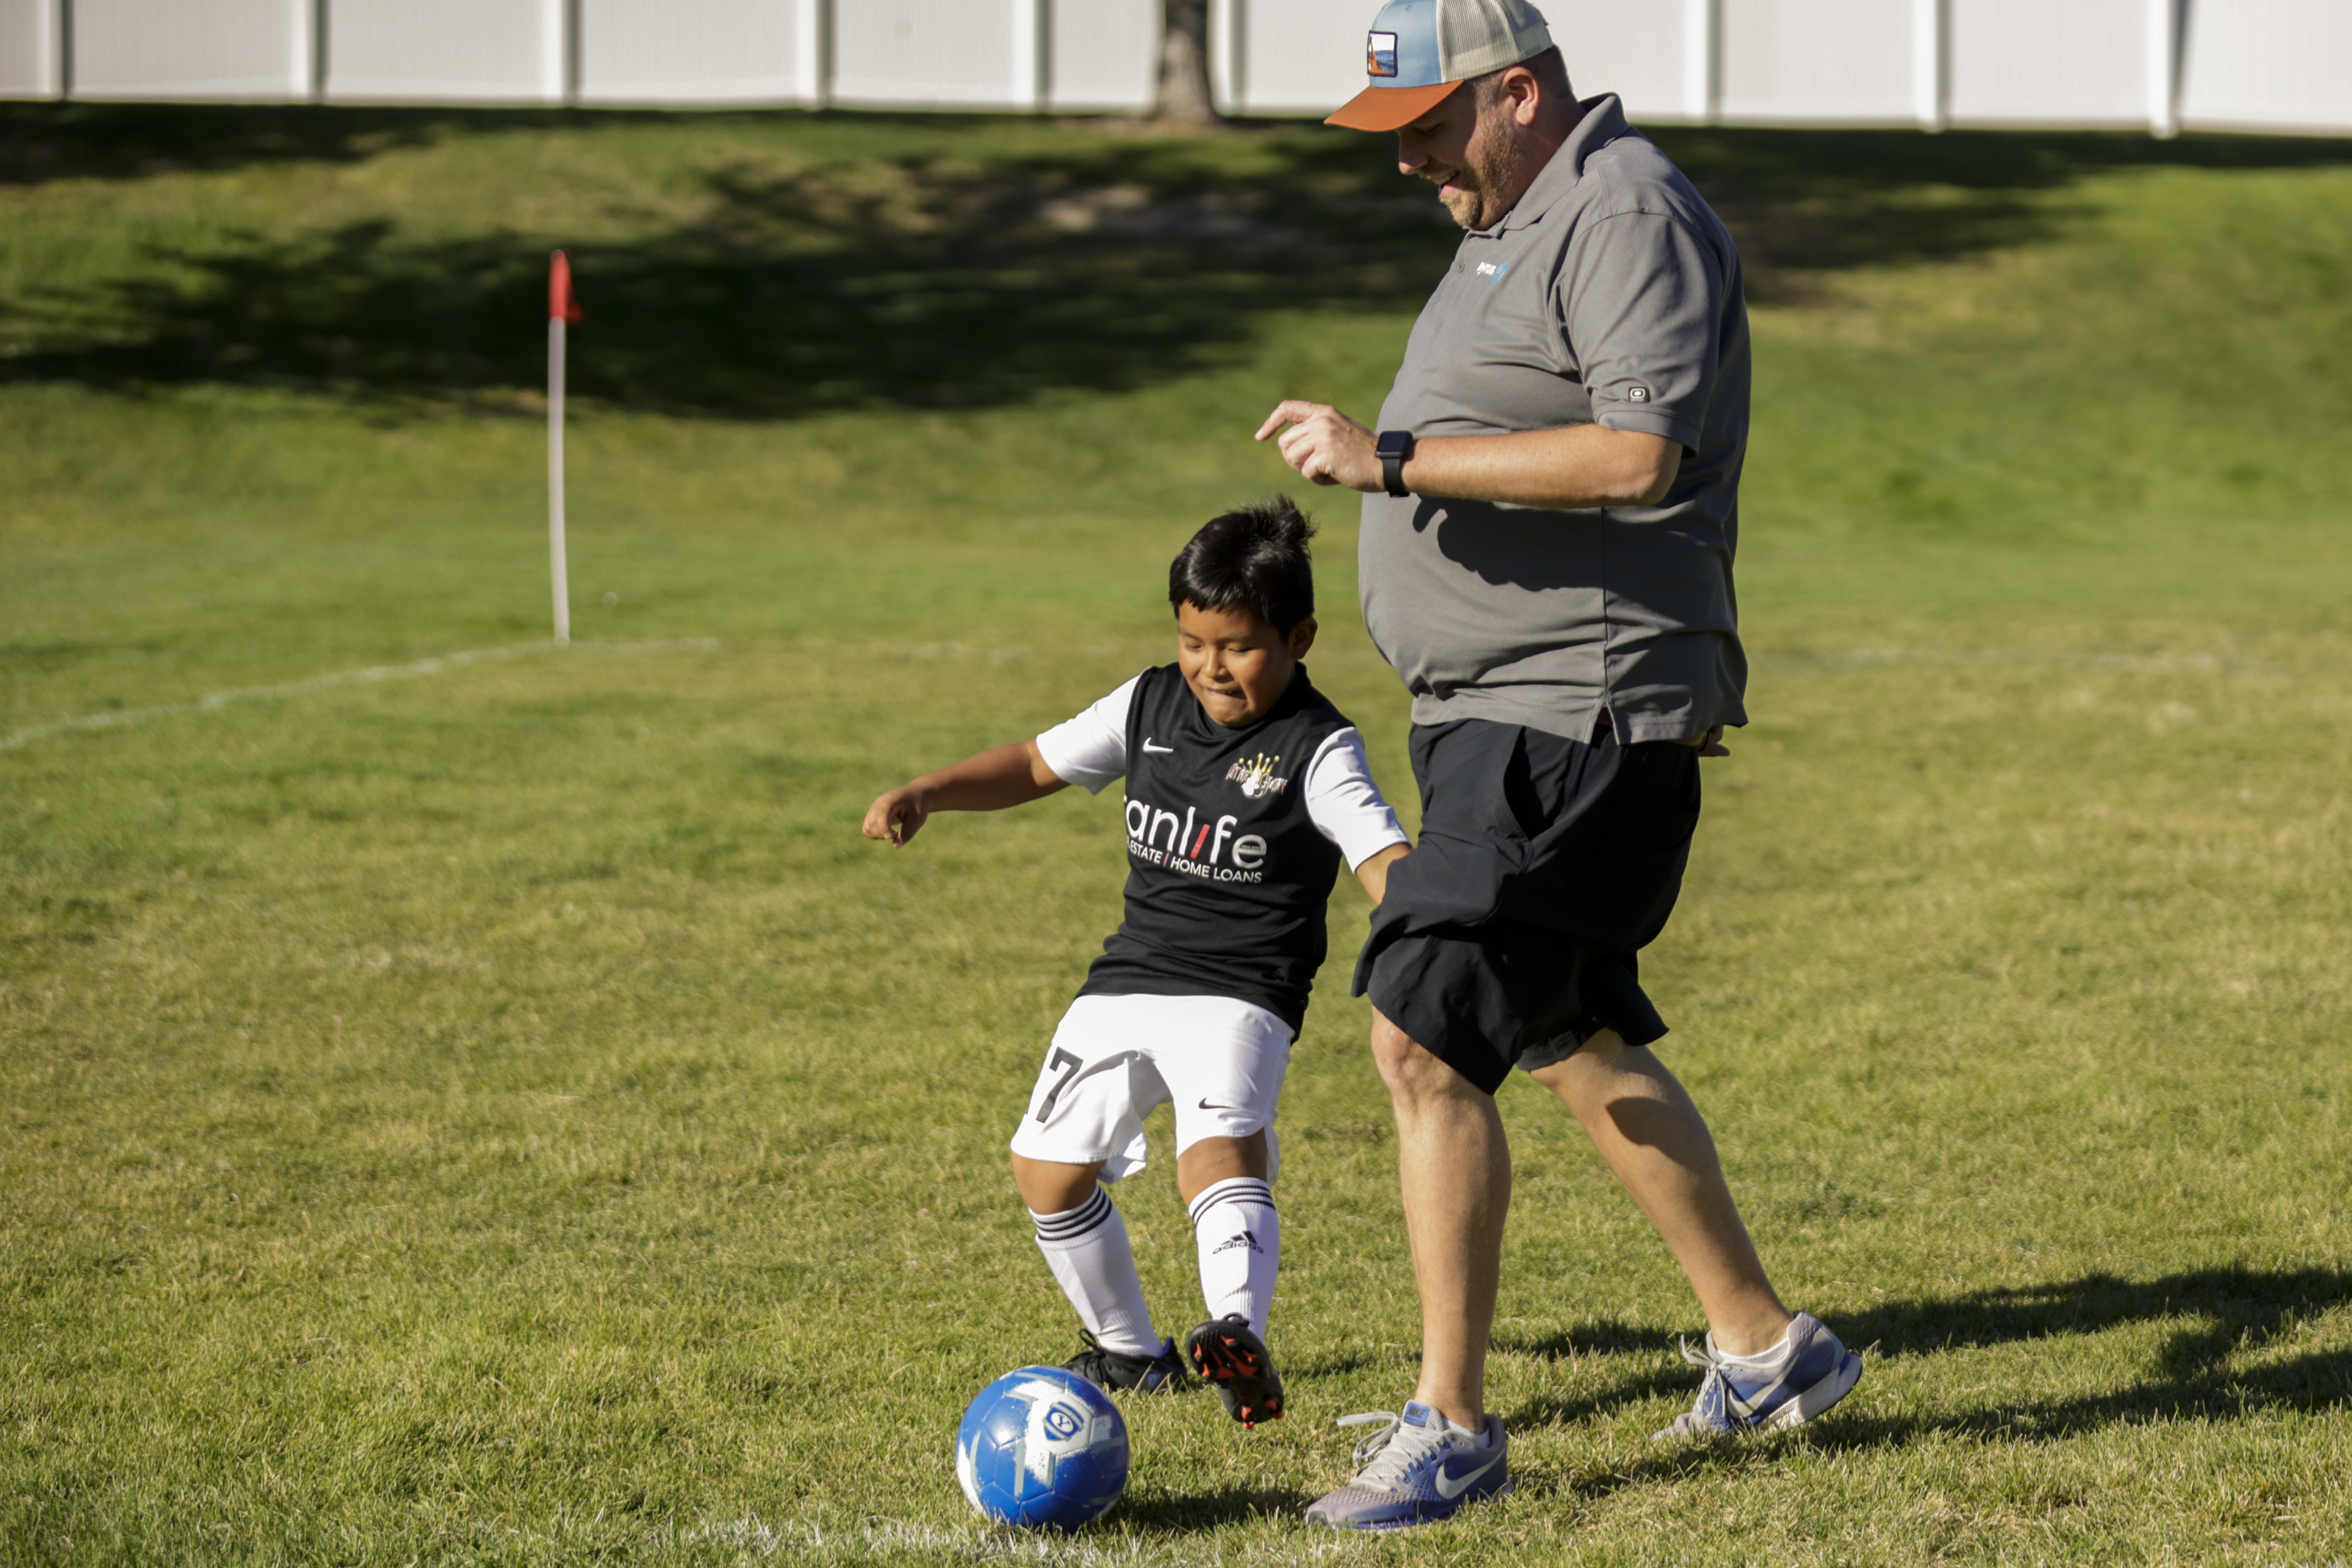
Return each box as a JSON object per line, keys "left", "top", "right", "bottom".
{"left": 1489, "top": 1318, "right": 1693, "bottom": 1431}
{"left": 1825, "top": 1264, "right": 2352, "bottom": 1438}
{"left": 1282, "top": 1350, "right": 1395, "bottom": 1379}
{"left": 0, "top": 102, "right": 450, "bottom": 186}
{"left": 1498, "top": 1265, "right": 2352, "bottom": 1488}
{"left": 1495, "top": 1315, "right": 1682, "bottom": 1361}
{"left": 4, "top": 103, "right": 2350, "bottom": 418}
{"left": 1114, "top": 1482, "right": 1314, "bottom": 1531}
{"left": 1648, "top": 125, "right": 2352, "bottom": 292}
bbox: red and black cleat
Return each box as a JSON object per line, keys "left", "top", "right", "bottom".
{"left": 1182, "top": 1315, "right": 1287, "bottom": 1428}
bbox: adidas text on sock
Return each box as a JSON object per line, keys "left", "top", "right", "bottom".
{"left": 1187, "top": 1175, "right": 1279, "bottom": 1339}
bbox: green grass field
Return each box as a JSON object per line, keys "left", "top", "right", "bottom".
{"left": 3, "top": 105, "right": 2350, "bottom": 1564}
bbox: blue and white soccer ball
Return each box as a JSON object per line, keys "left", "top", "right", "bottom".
{"left": 954, "top": 1365, "right": 1129, "bottom": 1531}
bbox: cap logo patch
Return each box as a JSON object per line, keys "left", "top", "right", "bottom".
{"left": 1628, "top": 386, "right": 1650, "bottom": 402}
{"left": 1367, "top": 31, "right": 1399, "bottom": 77}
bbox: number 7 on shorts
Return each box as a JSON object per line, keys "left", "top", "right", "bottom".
{"left": 1034, "top": 1046, "right": 1083, "bottom": 1123}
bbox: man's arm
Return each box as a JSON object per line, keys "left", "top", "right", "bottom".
{"left": 1255, "top": 401, "right": 1681, "bottom": 511}
{"left": 861, "top": 740, "right": 1067, "bottom": 847}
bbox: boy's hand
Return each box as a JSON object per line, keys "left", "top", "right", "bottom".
{"left": 863, "top": 785, "right": 932, "bottom": 847}
{"left": 861, "top": 743, "right": 1066, "bottom": 847}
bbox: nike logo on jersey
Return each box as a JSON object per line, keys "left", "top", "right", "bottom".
{"left": 1198, "top": 1097, "right": 1237, "bottom": 1111}
{"left": 1142, "top": 739, "right": 1176, "bottom": 753}
{"left": 1433, "top": 1448, "right": 1505, "bottom": 1499}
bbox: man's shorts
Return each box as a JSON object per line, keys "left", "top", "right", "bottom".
{"left": 1353, "top": 715, "right": 1701, "bottom": 1095}
{"left": 1008, "top": 993, "right": 1293, "bottom": 1184}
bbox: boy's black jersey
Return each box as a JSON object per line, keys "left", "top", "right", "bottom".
{"left": 1078, "top": 665, "right": 1358, "bottom": 1033}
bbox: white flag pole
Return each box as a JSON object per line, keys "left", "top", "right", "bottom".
{"left": 548, "top": 250, "right": 575, "bottom": 646}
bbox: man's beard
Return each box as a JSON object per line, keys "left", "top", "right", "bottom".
{"left": 1439, "top": 109, "right": 1533, "bottom": 229}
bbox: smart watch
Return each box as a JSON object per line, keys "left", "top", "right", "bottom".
{"left": 1374, "top": 430, "right": 1416, "bottom": 498}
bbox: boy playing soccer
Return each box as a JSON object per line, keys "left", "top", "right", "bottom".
{"left": 861, "top": 498, "right": 1408, "bottom": 1427}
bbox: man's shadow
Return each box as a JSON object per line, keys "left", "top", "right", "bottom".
{"left": 1102, "top": 1268, "right": 2347, "bottom": 1527}
{"left": 1494, "top": 1265, "right": 2352, "bottom": 1464}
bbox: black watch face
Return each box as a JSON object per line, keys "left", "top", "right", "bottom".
{"left": 1376, "top": 433, "right": 1410, "bottom": 459}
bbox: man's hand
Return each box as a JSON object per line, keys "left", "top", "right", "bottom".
{"left": 1698, "top": 724, "right": 1728, "bottom": 758}
{"left": 1256, "top": 401, "right": 1381, "bottom": 492}
{"left": 1258, "top": 404, "right": 1682, "bottom": 511}
{"left": 863, "top": 784, "right": 933, "bottom": 847}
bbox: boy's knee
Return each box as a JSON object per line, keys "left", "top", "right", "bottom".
{"left": 1175, "top": 1130, "right": 1269, "bottom": 1205}
{"left": 1011, "top": 1152, "right": 1102, "bottom": 1215}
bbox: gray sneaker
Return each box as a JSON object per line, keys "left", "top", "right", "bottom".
{"left": 1303, "top": 1401, "right": 1510, "bottom": 1530}
{"left": 1652, "top": 1311, "right": 1863, "bottom": 1441}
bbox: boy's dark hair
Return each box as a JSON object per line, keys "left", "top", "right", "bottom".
{"left": 1168, "top": 497, "right": 1316, "bottom": 634}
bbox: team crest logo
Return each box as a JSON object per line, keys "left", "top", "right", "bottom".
{"left": 1367, "top": 31, "right": 1399, "bottom": 77}
{"left": 1226, "top": 753, "right": 1290, "bottom": 800}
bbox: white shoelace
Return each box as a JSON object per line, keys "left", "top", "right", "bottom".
{"left": 1332, "top": 1410, "right": 1463, "bottom": 1489}
{"left": 1679, "top": 1334, "right": 1794, "bottom": 1419}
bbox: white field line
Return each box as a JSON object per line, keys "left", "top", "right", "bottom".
{"left": 790, "top": 638, "right": 1033, "bottom": 663}
{"left": 1784, "top": 647, "right": 2284, "bottom": 675}
{"left": 5, "top": 639, "right": 2300, "bottom": 760}
{"left": 0, "top": 636, "right": 721, "bottom": 755}
{"left": 675, "top": 1515, "right": 1362, "bottom": 1565}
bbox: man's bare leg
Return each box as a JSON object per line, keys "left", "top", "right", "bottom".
{"left": 1370, "top": 1007, "right": 1511, "bottom": 1428}
{"left": 1526, "top": 1030, "right": 1791, "bottom": 1355}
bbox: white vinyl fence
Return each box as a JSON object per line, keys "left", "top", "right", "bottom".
{"left": 1, "top": 0, "right": 2345, "bottom": 136}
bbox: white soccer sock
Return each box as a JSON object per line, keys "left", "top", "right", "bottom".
{"left": 1443, "top": 1413, "right": 1495, "bottom": 1444}
{"left": 1031, "top": 1188, "right": 1162, "bottom": 1359}
{"left": 1715, "top": 1325, "right": 1796, "bottom": 1368}
{"left": 1187, "top": 1176, "right": 1280, "bottom": 1337}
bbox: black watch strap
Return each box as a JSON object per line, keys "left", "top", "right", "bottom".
{"left": 1375, "top": 430, "right": 1415, "bottom": 498}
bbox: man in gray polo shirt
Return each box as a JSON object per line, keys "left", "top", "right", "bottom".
{"left": 1258, "top": 0, "right": 1862, "bottom": 1530}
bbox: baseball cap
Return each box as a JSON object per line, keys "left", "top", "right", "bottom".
{"left": 1325, "top": 0, "right": 1554, "bottom": 132}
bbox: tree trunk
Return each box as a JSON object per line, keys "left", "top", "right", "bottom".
{"left": 1155, "top": 0, "right": 1220, "bottom": 124}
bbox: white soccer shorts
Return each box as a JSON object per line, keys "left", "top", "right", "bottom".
{"left": 1008, "top": 993, "right": 1293, "bottom": 1186}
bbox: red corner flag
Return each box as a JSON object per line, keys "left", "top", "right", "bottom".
{"left": 549, "top": 249, "right": 586, "bottom": 324}
{"left": 546, "top": 251, "right": 582, "bottom": 644}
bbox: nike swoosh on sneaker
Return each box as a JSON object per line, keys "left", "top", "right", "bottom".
{"left": 1142, "top": 739, "right": 1176, "bottom": 753}
{"left": 1432, "top": 1450, "right": 1503, "bottom": 1500}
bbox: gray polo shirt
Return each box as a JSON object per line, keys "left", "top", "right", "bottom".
{"left": 1360, "top": 93, "right": 1750, "bottom": 746}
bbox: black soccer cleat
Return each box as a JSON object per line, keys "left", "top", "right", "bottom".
{"left": 1182, "top": 1315, "right": 1286, "bottom": 1428}
{"left": 1064, "top": 1331, "right": 1190, "bottom": 1395}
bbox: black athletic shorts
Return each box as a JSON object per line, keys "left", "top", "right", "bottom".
{"left": 1351, "top": 714, "right": 1701, "bottom": 1095}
